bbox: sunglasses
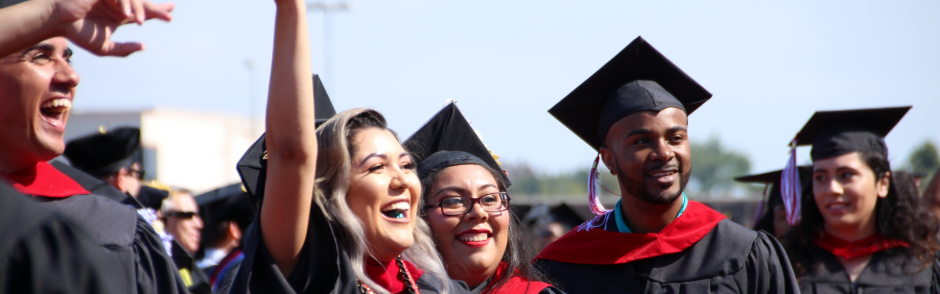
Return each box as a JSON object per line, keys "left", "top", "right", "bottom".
{"left": 164, "top": 211, "right": 199, "bottom": 219}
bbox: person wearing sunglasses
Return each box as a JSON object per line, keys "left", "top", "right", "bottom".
{"left": 405, "top": 102, "right": 561, "bottom": 294}
{"left": 161, "top": 190, "right": 204, "bottom": 255}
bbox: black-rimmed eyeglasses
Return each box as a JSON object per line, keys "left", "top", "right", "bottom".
{"left": 425, "top": 192, "right": 511, "bottom": 216}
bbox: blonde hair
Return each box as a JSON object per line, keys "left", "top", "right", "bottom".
{"left": 314, "top": 108, "right": 450, "bottom": 294}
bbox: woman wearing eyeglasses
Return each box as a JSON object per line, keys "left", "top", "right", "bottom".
{"left": 404, "top": 103, "right": 561, "bottom": 294}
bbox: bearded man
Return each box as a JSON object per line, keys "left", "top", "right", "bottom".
{"left": 534, "top": 36, "right": 799, "bottom": 294}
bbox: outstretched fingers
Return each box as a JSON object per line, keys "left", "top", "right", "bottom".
{"left": 143, "top": 2, "right": 173, "bottom": 21}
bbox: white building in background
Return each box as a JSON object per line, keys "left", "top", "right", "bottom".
{"left": 62, "top": 108, "right": 263, "bottom": 194}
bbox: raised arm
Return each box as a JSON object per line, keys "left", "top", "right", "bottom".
{"left": 260, "top": 0, "right": 316, "bottom": 276}
{"left": 0, "top": 0, "right": 173, "bottom": 58}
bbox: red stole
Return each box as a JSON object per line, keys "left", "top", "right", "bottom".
{"left": 814, "top": 233, "right": 909, "bottom": 259}
{"left": 2, "top": 162, "right": 89, "bottom": 197}
{"left": 534, "top": 201, "right": 725, "bottom": 265}
{"left": 364, "top": 258, "right": 424, "bottom": 294}
{"left": 483, "top": 262, "right": 552, "bottom": 294}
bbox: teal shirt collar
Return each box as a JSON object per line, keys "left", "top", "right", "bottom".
{"left": 614, "top": 192, "right": 688, "bottom": 233}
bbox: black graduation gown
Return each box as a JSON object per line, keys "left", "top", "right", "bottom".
{"left": 54, "top": 160, "right": 201, "bottom": 293}
{"left": 0, "top": 183, "right": 121, "bottom": 294}
{"left": 468, "top": 277, "right": 565, "bottom": 294}
{"left": 534, "top": 201, "right": 799, "bottom": 294}
{"left": 172, "top": 241, "right": 212, "bottom": 294}
{"left": 227, "top": 202, "right": 469, "bottom": 294}
{"left": 51, "top": 160, "right": 144, "bottom": 208}
{"left": 797, "top": 246, "right": 940, "bottom": 293}
{"left": 35, "top": 194, "right": 189, "bottom": 294}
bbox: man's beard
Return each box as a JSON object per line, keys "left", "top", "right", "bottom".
{"left": 614, "top": 155, "right": 690, "bottom": 205}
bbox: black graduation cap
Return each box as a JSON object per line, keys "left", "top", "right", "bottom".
{"left": 237, "top": 74, "right": 336, "bottom": 203}
{"left": 549, "top": 203, "right": 588, "bottom": 230}
{"left": 137, "top": 185, "right": 169, "bottom": 210}
{"left": 63, "top": 127, "right": 143, "bottom": 177}
{"left": 548, "top": 36, "right": 712, "bottom": 151}
{"left": 195, "top": 183, "right": 255, "bottom": 249}
{"left": 791, "top": 106, "right": 910, "bottom": 161}
{"left": 403, "top": 102, "right": 511, "bottom": 187}
{"left": 734, "top": 167, "right": 814, "bottom": 185}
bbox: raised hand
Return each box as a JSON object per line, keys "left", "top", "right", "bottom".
{"left": 54, "top": 0, "right": 174, "bottom": 56}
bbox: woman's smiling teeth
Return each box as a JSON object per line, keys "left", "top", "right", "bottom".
{"left": 381, "top": 201, "right": 410, "bottom": 219}
{"left": 458, "top": 233, "right": 489, "bottom": 242}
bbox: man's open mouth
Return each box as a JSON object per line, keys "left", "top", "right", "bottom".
{"left": 40, "top": 98, "right": 72, "bottom": 123}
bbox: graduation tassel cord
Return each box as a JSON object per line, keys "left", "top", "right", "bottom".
{"left": 588, "top": 154, "right": 609, "bottom": 216}
{"left": 780, "top": 139, "right": 802, "bottom": 226}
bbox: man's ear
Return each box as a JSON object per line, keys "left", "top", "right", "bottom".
{"left": 229, "top": 222, "right": 242, "bottom": 241}
{"left": 113, "top": 168, "right": 128, "bottom": 192}
{"left": 599, "top": 147, "right": 616, "bottom": 175}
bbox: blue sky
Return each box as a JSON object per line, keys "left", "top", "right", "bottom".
{"left": 70, "top": 0, "right": 940, "bottom": 174}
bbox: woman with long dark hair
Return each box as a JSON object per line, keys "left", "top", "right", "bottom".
{"left": 224, "top": 1, "right": 466, "bottom": 292}
{"left": 782, "top": 107, "right": 940, "bottom": 293}
{"left": 404, "top": 103, "right": 562, "bottom": 294}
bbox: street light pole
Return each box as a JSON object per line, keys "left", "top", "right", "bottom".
{"left": 244, "top": 58, "right": 257, "bottom": 136}
{"left": 306, "top": 1, "right": 349, "bottom": 86}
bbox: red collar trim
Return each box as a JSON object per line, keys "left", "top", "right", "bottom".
{"left": 2, "top": 162, "right": 89, "bottom": 198}
{"left": 814, "top": 234, "right": 909, "bottom": 259}
{"left": 533, "top": 201, "right": 725, "bottom": 265}
{"left": 484, "top": 262, "right": 552, "bottom": 294}
{"left": 364, "top": 258, "right": 424, "bottom": 293}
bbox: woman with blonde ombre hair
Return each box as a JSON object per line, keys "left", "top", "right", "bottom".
{"left": 223, "top": 1, "right": 465, "bottom": 293}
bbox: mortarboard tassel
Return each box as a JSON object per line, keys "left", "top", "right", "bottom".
{"left": 588, "top": 154, "right": 609, "bottom": 216}
{"left": 780, "top": 139, "right": 802, "bottom": 226}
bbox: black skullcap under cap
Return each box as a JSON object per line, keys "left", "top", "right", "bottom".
{"left": 0, "top": 0, "right": 27, "bottom": 9}
{"left": 237, "top": 74, "right": 336, "bottom": 203}
{"left": 791, "top": 106, "right": 910, "bottom": 161}
{"left": 64, "top": 127, "right": 142, "bottom": 177}
{"left": 548, "top": 36, "right": 712, "bottom": 151}
{"left": 403, "top": 102, "right": 511, "bottom": 187}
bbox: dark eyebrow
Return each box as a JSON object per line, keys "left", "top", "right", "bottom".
{"left": 434, "top": 186, "right": 470, "bottom": 197}
{"left": 478, "top": 184, "right": 499, "bottom": 193}
{"left": 21, "top": 44, "right": 55, "bottom": 55}
{"left": 625, "top": 128, "right": 652, "bottom": 138}
{"left": 668, "top": 126, "right": 688, "bottom": 133}
{"left": 358, "top": 153, "right": 387, "bottom": 167}
{"left": 400, "top": 152, "right": 412, "bottom": 160}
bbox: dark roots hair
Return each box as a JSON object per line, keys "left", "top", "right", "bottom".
{"left": 785, "top": 151, "right": 940, "bottom": 276}
{"left": 419, "top": 163, "right": 549, "bottom": 293}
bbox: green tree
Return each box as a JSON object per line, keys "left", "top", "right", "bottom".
{"left": 689, "top": 135, "right": 752, "bottom": 197}
{"left": 908, "top": 140, "right": 940, "bottom": 191}
{"left": 909, "top": 140, "right": 940, "bottom": 175}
